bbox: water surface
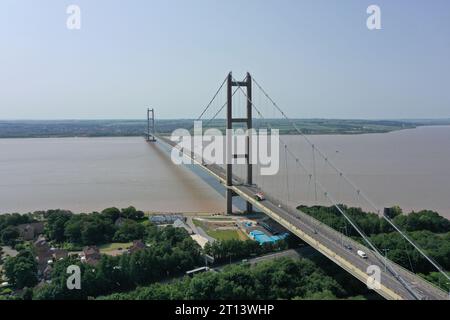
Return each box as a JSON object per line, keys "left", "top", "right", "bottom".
{"left": 245, "top": 126, "right": 450, "bottom": 218}
{"left": 1, "top": 126, "right": 449, "bottom": 219}
{"left": 0, "top": 137, "right": 225, "bottom": 214}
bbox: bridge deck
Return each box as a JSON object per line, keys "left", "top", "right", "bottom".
{"left": 154, "top": 135, "right": 448, "bottom": 300}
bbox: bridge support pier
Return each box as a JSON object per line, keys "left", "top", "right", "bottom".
{"left": 226, "top": 189, "right": 233, "bottom": 215}
{"left": 226, "top": 72, "right": 253, "bottom": 215}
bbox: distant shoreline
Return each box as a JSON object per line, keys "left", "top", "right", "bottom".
{"left": 1, "top": 119, "right": 449, "bottom": 139}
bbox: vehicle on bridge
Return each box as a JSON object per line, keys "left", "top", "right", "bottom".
{"left": 254, "top": 192, "right": 265, "bottom": 201}
{"left": 357, "top": 250, "right": 368, "bottom": 259}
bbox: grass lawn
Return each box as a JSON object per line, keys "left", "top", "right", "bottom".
{"left": 193, "top": 219, "right": 248, "bottom": 241}
{"left": 98, "top": 242, "right": 133, "bottom": 254}
{"left": 208, "top": 229, "right": 248, "bottom": 241}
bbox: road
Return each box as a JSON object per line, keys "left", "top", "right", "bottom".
{"left": 155, "top": 135, "right": 448, "bottom": 300}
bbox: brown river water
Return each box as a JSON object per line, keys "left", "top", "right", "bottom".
{"left": 0, "top": 137, "right": 225, "bottom": 214}
{"left": 0, "top": 126, "right": 449, "bottom": 218}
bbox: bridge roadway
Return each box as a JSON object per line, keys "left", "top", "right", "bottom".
{"left": 154, "top": 135, "right": 448, "bottom": 300}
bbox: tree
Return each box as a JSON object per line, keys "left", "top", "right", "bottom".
{"left": 3, "top": 250, "right": 38, "bottom": 289}
{"left": 113, "top": 220, "right": 145, "bottom": 242}
{"left": 64, "top": 217, "right": 83, "bottom": 243}
{"left": 80, "top": 214, "right": 115, "bottom": 245}
{"left": 45, "top": 210, "right": 72, "bottom": 242}
{"left": 421, "top": 272, "right": 450, "bottom": 292}
{"left": 303, "top": 290, "right": 337, "bottom": 300}
{"left": 0, "top": 213, "right": 35, "bottom": 232}
{"left": 393, "top": 210, "right": 450, "bottom": 233}
{"left": 101, "top": 207, "right": 121, "bottom": 221}
{"left": 121, "top": 206, "right": 144, "bottom": 221}
{"left": 0, "top": 226, "right": 20, "bottom": 246}
{"left": 33, "top": 257, "right": 88, "bottom": 300}
{"left": 34, "top": 223, "right": 203, "bottom": 299}
{"left": 205, "top": 239, "right": 286, "bottom": 263}
{"left": 370, "top": 230, "right": 450, "bottom": 274}
{"left": 98, "top": 258, "right": 346, "bottom": 300}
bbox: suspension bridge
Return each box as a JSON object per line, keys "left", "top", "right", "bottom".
{"left": 145, "top": 72, "right": 449, "bottom": 300}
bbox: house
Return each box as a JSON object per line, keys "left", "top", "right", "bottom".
{"left": 31, "top": 237, "right": 70, "bottom": 280}
{"left": 33, "top": 236, "right": 52, "bottom": 275}
{"left": 52, "top": 248, "right": 68, "bottom": 260}
{"left": 128, "top": 240, "right": 146, "bottom": 254}
{"left": 17, "top": 222, "right": 45, "bottom": 241}
{"left": 81, "top": 246, "right": 101, "bottom": 266}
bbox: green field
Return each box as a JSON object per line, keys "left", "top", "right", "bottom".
{"left": 193, "top": 219, "right": 248, "bottom": 241}
{"left": 207, "top": 229, "right": 248, "bottom": 241}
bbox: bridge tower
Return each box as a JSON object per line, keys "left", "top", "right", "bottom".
{"left": 146, "top": 108, "right": 156, "bottom": 142}
{"left": 226, "top": 72, "right": 253, "bottom": 214}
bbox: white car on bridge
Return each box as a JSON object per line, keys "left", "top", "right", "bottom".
{"left": 357, "top": 250, "right": 368, "bottom": 259}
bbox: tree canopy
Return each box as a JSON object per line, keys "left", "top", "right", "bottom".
{"left": 3, "top": 250, "right": 38, "bottom": 289}
{"left": 44, "top": 207, "right": 145, "bottom": 246}
{"left": 33, "top": 225, "right": 202, "bottom": 300}
{"left": 98, "top": 258, "right": 347, "bottom": 300}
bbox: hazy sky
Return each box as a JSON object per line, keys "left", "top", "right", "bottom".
{"left": 0, "top": 0, "right": 449, "bottom": 120}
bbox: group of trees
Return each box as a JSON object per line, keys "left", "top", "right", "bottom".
{"left": 44, "top": 207, "right": 145, "bottom": 246}
{"left": 99, "top": 258, "right": 350, "bottom": 300}
{"left": 0, "top": 213, "right": 36, "bottom": 231}
{"left": 32, "top": 226, "right": 202, "bottom": 300}
{"left": 3, "top": 250, "right": 38, "bottom": 289}
{"left": 299, "top": 205, "right": 450, "bottom": 277}
{"left": 204, "top": 239, "right": 288, "bottom": 263}
{"left": 299, "top": 205, "right": 450, "bottom": 237}
{"left": 0, "top": 213, "right": 37, "bottom": 247}
{"left": 370, "top": 230, "right": 450, "bottom": 275}
{"left": 393, "top": 210, "right": 450, "bottom": 233}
